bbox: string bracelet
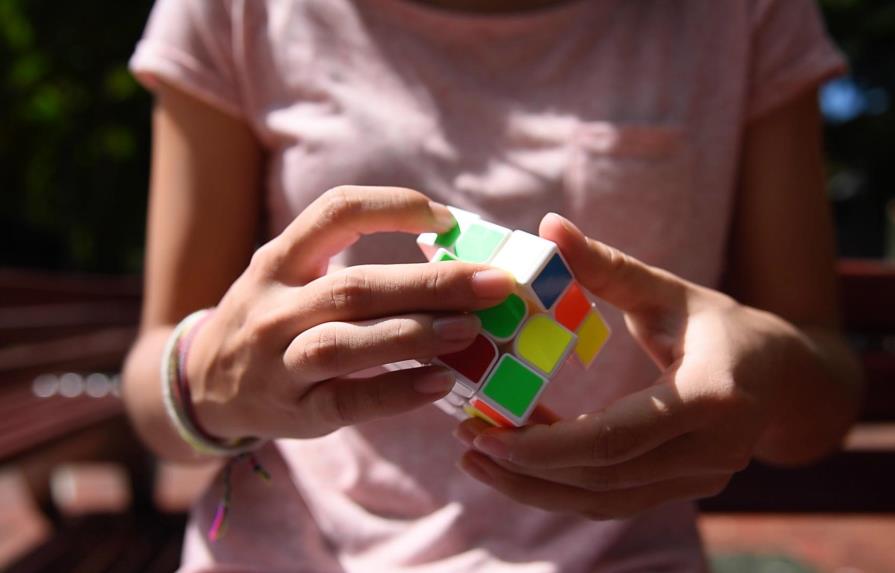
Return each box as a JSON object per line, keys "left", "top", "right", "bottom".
{"left": 207, "top": 452, "right": 271, "bottom": 542}
{"left": 160, "top": 309, "right": 271, "bottom": 541}
{"left": 160, "top": 309, "right": 261, "bottom": 456}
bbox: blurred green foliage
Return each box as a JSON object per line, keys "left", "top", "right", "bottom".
{"left": 0, "top": 0, "right": 893, "bottom": 273}
{"left": 0, "top": 0, "right": 153, "bottom": 273}
{"left": 711, "top": 553, "right": 819, "bottom": 573}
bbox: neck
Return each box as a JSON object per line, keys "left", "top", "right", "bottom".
{"left": 409, "top": 0, "right": 572, "bottom": 15}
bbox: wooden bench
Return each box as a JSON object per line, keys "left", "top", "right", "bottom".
{"left": 0, "top": 270, "right": 180, "bottom": 573}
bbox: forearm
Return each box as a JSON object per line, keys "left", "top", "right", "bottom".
{"left": 754, "top": 319, "right": 863, "bottom": 466}
{"left": 122, "top": 327, "right": 214, "bottom": 463}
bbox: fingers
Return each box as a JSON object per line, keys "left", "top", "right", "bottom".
{"left": 284, "top": 262, "right": 514, "bottom": 332}
{"left": 538, "top": 213, "right": 685, "bottom": 315}
{"left": 297, "top": 366, "right": 455, "bottom": 434}
{"left": 460, "top": 430, "right": 745, "bottom": 491}
{"left": 528, "top": 404, "right": 561, "bottom": 425}
{"left": 459, "top": 451, "right": 729, "bottom": 519}
{"left": 284, "top": 313, "right": 482, "bottom": 382}
{"left": 268, "top": 186, "right": 457, "bottom": 283}
{"left": 463, "top": 382, "right": 703, "bottom": 469}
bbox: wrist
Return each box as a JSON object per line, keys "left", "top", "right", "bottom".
{"left": 184, "top": 312, "right": 253, "bottom": 441}
{"left": 749, "top": 311, "right": 860, "bottom": 464}
{"left": 735, "top": 305, "right": 795, "bottom": 407}
{"left": 162, "top": 309, "right": 261, "bottom": 455}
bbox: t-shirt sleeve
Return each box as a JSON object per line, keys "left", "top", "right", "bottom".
{"left": 129, "top": 0, "right": 243, "bottom": 118}
{"left": 747, "top": 0, "right": 847, "bottom": 121}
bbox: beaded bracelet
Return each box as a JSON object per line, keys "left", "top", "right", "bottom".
{"left": 160, "top": 309, "right": 261, "bottom": 456}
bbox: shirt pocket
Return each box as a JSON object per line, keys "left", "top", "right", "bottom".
{"left": 565, "top": 122, "right": 695, "bottom": 268}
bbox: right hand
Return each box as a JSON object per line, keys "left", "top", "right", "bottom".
{"left": 186, "top": 186, "right": 515, "bottom": 441}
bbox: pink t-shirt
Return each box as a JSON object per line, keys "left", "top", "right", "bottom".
{"left": 131, "top": 1, "right": 845, "bottom": 571}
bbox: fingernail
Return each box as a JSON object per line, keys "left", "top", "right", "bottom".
{"left": 413, "top": 370, "right": 455, "bottom": 395}
{"left": 433, "top": 315, "right": 480, "bottom": 341}
{"left": 471, "top": 269, "right": 514, "bottom": 299}
{"left": 472, "top": 435, "right": 511, "bottom": 460}
{"left": 453, "top": 425, "right": 476, "bottom": 447}
{"left": 458, "top": 456, "right": 492, "bottom": 483}
{"left": 429, "top": 201, "right": 456, "bottom": 231}
{"left": 547, "top": 212, "right": 581, "bottom": 236}
{"left": 559, "top": 215, "right": 584, "bottom": 238}
{"left": 454, "top": 419, "right": 489, "bottom": 447}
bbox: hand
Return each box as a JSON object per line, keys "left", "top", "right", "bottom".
{"left": 187, "top": 186, "right": 515, "bottom": 440}
{"left": 454, "top": 213, "right": 802, "bottom": 519}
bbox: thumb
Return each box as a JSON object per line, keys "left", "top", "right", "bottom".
{"left": 538, "top": 213, "right": 685, "bottom": 315}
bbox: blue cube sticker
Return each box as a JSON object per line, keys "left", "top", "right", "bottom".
{"left": 532, "top": 254, "right": 572, "bottom": 309}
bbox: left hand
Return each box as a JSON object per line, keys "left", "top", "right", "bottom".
{"left": 454, "top": 213, "right": 803, "bottom": 519}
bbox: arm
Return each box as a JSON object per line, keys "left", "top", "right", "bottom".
{"left": 451, "top": 91, "right": 864, "bottom": 518}
{"left": 726, "top": 90, "right": 863, "bottom": 464}
{"left": 122, "top": 83, "right": 264, "bottom": 462}
{"left": 124, "top": 85, "right": 517, "bottom": 463}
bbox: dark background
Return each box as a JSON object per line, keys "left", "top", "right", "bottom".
{"left": 1, "top": 0, "right": 894, "bottom": 274}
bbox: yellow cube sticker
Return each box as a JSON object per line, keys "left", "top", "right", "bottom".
{"left": 515, "top": 315, "right": 575, "bottom": 376}
{"left": 575, "top": 311, "right": 610, "bottom": 367}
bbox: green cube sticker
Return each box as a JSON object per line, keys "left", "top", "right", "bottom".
{"left": 454, "top": 222, "right": 508, "bottom": 263}
{"left": 435, "top": 222, "right": 461, "bottom": 248}
{"left": 476, "top": 294, "right": 526, "bottom": 340}
{"left": 434, "top": 249, "right": 457, "bottom": 262}
{"left": 481, "top": 355, "right": 544, "bottom": 418}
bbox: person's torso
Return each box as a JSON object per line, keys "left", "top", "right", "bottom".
{"left": 185, "top": 1, "right": 754, "bottom": 570}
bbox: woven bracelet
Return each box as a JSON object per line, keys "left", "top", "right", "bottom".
{"left": 161, "top": 309, "right": 261, "bottom": 457}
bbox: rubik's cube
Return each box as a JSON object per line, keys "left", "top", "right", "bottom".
{"left": 417, "top": 207, "right": 611, "bottom": 428}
